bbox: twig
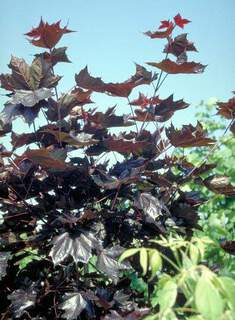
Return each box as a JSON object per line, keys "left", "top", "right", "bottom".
{"left": 50, "top": 48, "right": 62, "bottom": 147}
{"left": 127, "top": 96, "right": 139, "bottom": 133}
{"left": 41, "top": 108, "right": 49, "bottom": 124}
{"left": 138, "top": 53, "right": 169, "bottom": 136}
{"left": 33, "top": 120, "right": 40, "bottom": 148}
{"left": 111, "top": 184, "right": 121, "bottom": 210}
{"left": 53, "top": 293, "right": 59, "bottom": 319}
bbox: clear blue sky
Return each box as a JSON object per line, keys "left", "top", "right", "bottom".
{"left": 0, "top": 0, "right": 235, "bottom": 134}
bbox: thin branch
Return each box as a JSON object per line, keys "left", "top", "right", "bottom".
{"left": 50, "top": 48, "right": 62, "bottom": 147}
{"left": 127, "top": 96, "right": 139, "bottom": 133}
{"left": 138, "top": 53, "right": 169, "bottom": 136}
{"left": 41, "top": 108, "right": 49, "bottom": 124}
{"left": 33, "top": 120, "right": 40, "bottom": 148}
{"left": 111, "top": 184, "right": 121, "bottom": 210}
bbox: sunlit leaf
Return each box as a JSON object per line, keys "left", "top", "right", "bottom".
{"left": 135, "top": 192, "right": 171, "bottom": 232}
{"left": 139, "top": 248, "right": 148, "bottom": 276}
{"left": 119, "top": 248, "right": 140, "bottom": 262}
{"left": 166, "top": 122, "right": 215, "bottom": 147}
{"left": 25, "top": 18, "right": 74, "bottom": 49}
{"left": 148, "top": 250, "right": 162, "bottom": 280}
{"left": 0, "top": 252, "right": 11, "bottom": 281}
{"left": 50, "top": 231, "right": 97, "bottom": 265}
{"left": 219, "top": 277, "right": 235, "bottom": 313}
{"left": 195, "top": 273, "right": 224, "bottom": 320}
{"left": 8, "top": 88, "right": 53, "bottom": 107}
{"left": 203, "top": 175, "right": 235, "bottom": 196}
{"left": 59, "top": 292, "right": 87, "bottom": 320}
{"left": 0, "top": 55, "right": 60, "bottom": 91}
{"left": 174, "top": 14, "right": 191, "bottom": 29}
{"left": 217, "top": 97, "right": 235, "bottom": 119}
{"left": 155, "top": 280, "right": 177, "bottom": 312}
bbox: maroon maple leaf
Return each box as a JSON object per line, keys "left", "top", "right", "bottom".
{"left": 25, "top": 19, "right": 74, "bottom": 49}
{"left": 159, "top": 20, "right": 172, "bottom": 29}
{"left": 174, "top": 14, "right": 191, "bottom": 29}
{"left": 144, "top": 22, "right": 174, "bottom": 39}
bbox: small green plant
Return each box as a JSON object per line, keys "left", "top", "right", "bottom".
{"left": 179, "top": 100, "right": 235, "bottom": 274}
{"left": 120, "top": 235, "right": 235, "bottom": 320}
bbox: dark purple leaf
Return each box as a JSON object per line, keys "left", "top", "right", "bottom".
{"left": 50, "top": 231, "right": 97, "bottom": 265}
{"left": 59, "top": 292, "right": 87, "bottom": 320}
{"left": 102, "top": 308, "right": 149, "bottom": 320}
{"left": 96, "top": 246, "right": 130, "bottom": 283}
{"left": 75, "top": 64, "right": 153, "bottom": 97}
{"left": 166, "top": 122, "right": 215, "bottom": 147}
{"left": 8, "top": 285, "right": 37, "bottom": 318}
{"left": 0, "top": 252, "right": 11, "bottom": 281}
{"left": 1, "top": 100, "right": 47, "bottom": 125}
{"left": 109, "top": 158, "right": 145, "bottom": 178}
{"left": 164, "top": 33, "right": 197, "bottom": 60}
{"left": 203, "top": 175, "right": 235, "bottom": 196}
{"left": 135, "top": 193, "right": 171, "bottom": 232}
{"left": 0, "top": 119, "right": 12, "bottom": 136}
{"left": 35, "top": 47, "right": 71, "bottom": 66}
{"left": 220, "top": 240, "right": 235, "bottom": 255}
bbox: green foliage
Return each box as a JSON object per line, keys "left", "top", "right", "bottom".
{"left": 122, "top": 235, "right": 235, "bottom": 320}
{"left": 15, "top": 248, "right": 42, "bottom": 270}
{"left": 183, "top": 100, "right": 235, "bottom": 274}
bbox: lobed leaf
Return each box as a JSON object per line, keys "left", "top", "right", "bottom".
{"left": 50, "top": 231, "right": 97, "bottom": 265}
{"left": 59, "top": 292, "right": 87, "bottom": 320}
{"left": 25, "top": 18, "right": 74, "bottom": 49}
{"left": 147, "top": 59, "right": 206, "bottom": 74}
{"left": 166, "top": 122, "right": 215, "bottom": 147}
{"left": 75, "top": 64, "right": 153, "bottom": 97}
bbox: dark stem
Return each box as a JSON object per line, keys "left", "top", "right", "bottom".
{"left": 138, "top": 53, "right": 169, "bottom": 136}
{"left": 41, "top": 108, "right": 49, "bottom": 124}
{"left": 127, "top": 96, "right": 139, "bottom": 133}
{"left": 49, "top": 48, "right": 62, "bottom": 147}
{"left": 33, "top": 120, "right": 40, "bottom": 148}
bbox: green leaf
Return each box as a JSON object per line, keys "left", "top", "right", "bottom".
{"left": 181, "top": 251, "right": 194, "bottom": 269}
{"left": 219, "top": 277, "right": 235, "bottom": 314}
{"left": 129, "top": 272, "right": 148, "bottom": 294}
{"left": 187, "top": 316, "right": 205, "bottom": 320}
{"left": 153, "top": 279, "right": 177, "bottom": 312}
{"left": 119, "top": 248, "right": 140, "bottom": 262}
{"left": 220, "top": 310, "right": 235, "bottom": 320}
{"left": 195, "top": 274, "right": 224, "bottom": 320}
{"left": 148, "top": 250, "right": 162, "bottom": 280}
{"left": 15, "top": 249, "right": 41, "bottom": 270}
{"left": 143, "top": 315, "right": 158, "bottom": 320}
{"left": 189, "top": 243, "right": 200, "bottom": 264}
{"left": 19, "top": 233, "right": 28, "bottom": 240}
{"left": 87, "top": 255, "right": 98, "bottom": 273}
{"left": 140, "top": 248, "right": 148, "bottom": 276}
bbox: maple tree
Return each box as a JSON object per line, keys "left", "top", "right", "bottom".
{"left": 0, "top": 14, "right": 234, "bottom": 320}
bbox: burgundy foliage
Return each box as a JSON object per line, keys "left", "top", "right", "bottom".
{"left": 0, "top": 14, "right": 233, "bottom": 319}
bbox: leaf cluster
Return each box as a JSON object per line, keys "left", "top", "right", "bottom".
{"left": 0, "top": 15, "right": 234, "bottom": 319}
